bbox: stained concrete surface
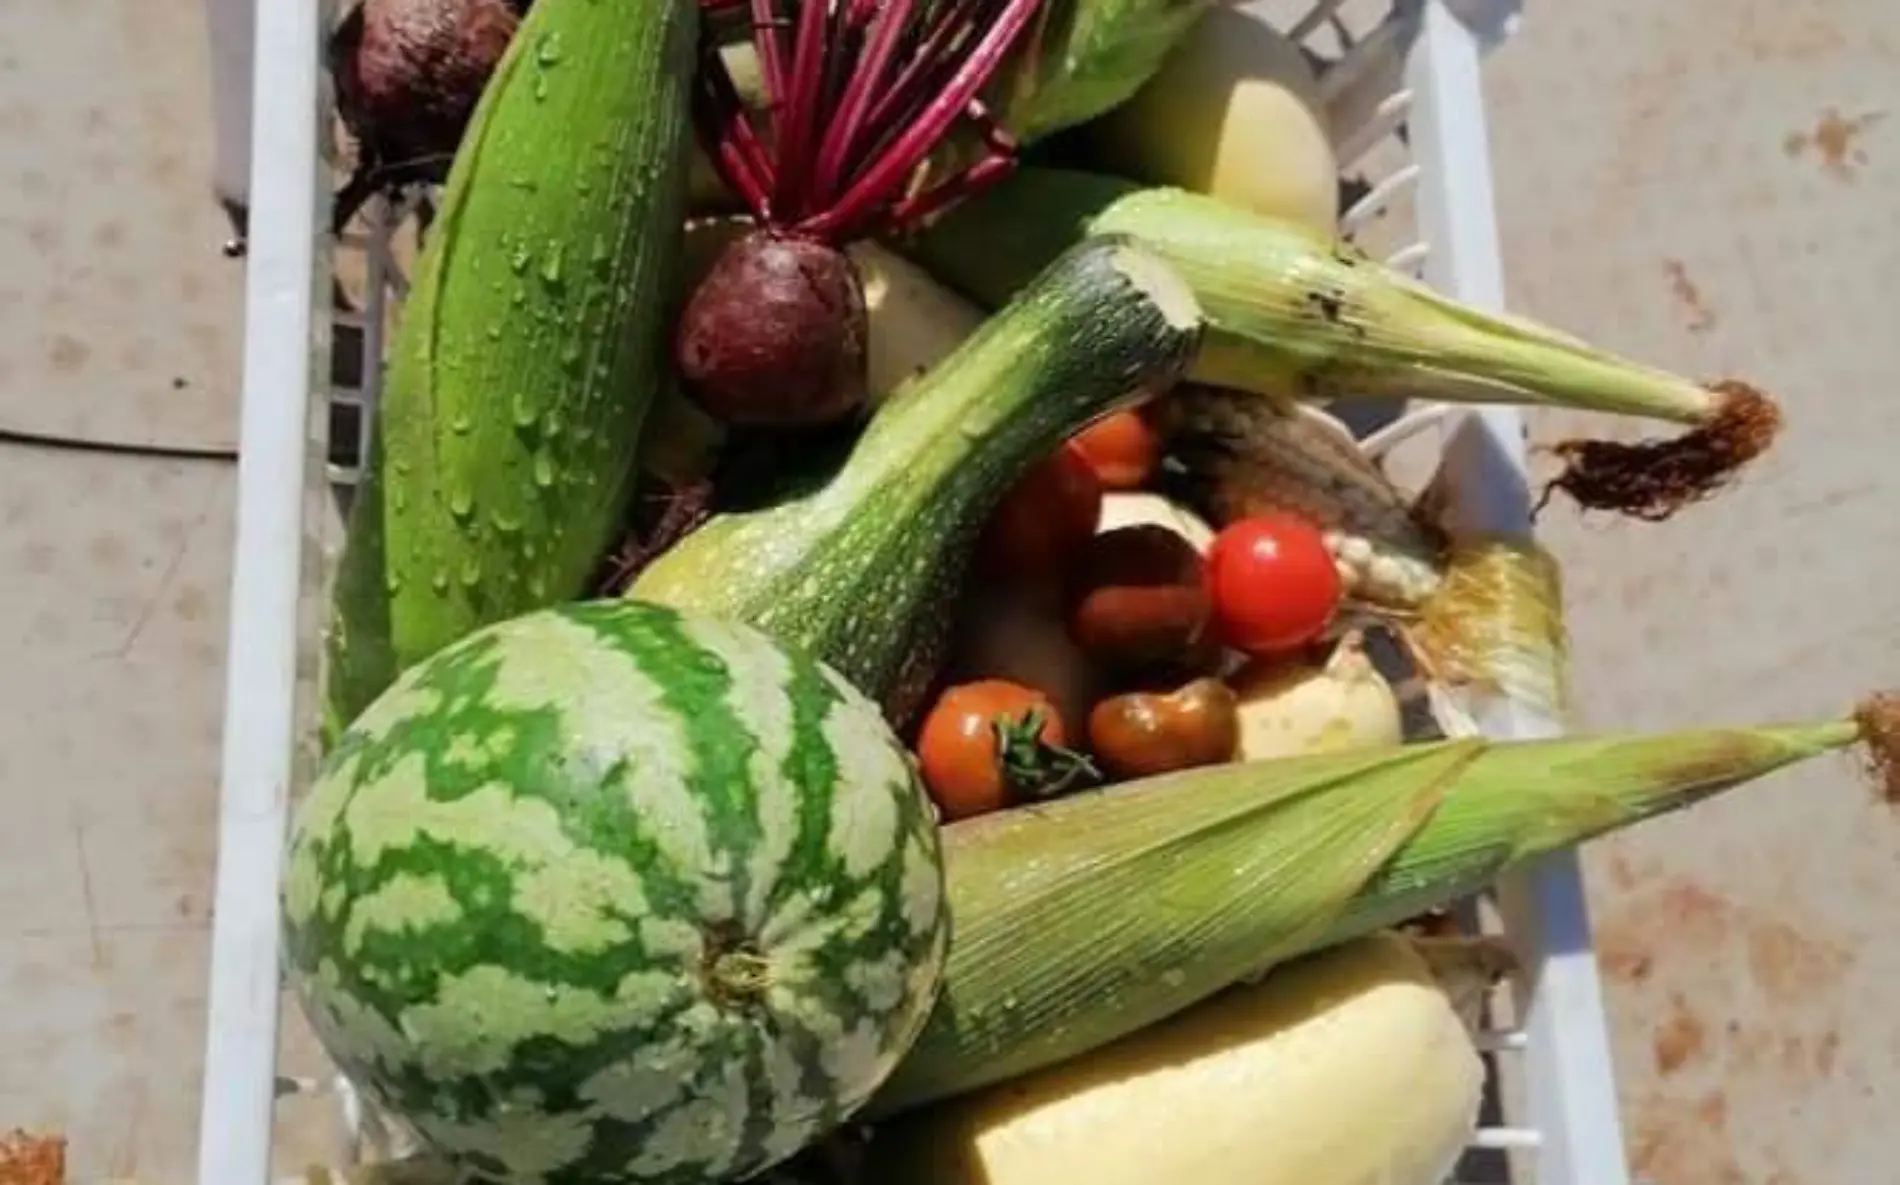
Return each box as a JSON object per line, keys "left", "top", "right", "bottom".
{"left": 1485, "top": 3, "right": 1900, "bottom": 1183}
{"left": 1, "top": 0, "right": 1896, "bottom": 1182}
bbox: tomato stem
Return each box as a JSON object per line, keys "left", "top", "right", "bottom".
{"left": 994, "top": 709, "right": 1100, "bottom": 801}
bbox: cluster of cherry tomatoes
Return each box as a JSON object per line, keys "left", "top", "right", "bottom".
{"left": 916, "top": 407, "right": 1346, "bottom": 822}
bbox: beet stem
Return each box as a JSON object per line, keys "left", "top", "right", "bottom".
{"left": 694, "top": 50, "right": 777, "bottom": 213}
{"left": 799, "top": 0, "right": 1043, "bottom": 240}
{"left": 810, "top": 0, "right": 917, "bottom": 206}
{"left": 859, "top": 0, "right": 981, "bottom": 143}
{"left": 804, "top": 0, "right": 985, "bottom": 213}
{"left": 771, "top": 0, "right": 837, "bottom": 220}
{"left": 750, "top": 0, "right": 789, "bottom": 110}
{"left": 883, "top": 132, "right": 1018, "bottom": 230}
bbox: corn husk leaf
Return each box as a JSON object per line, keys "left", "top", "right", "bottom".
{"left": 1415, "top": 536, "right": 1572, "bottom": 728}
{"left": 869, "top": 713, "right": 1862, "bottom": 1115}
{"left": 907, "top": 168, "right": 1734, "bottom": 425}
{"left": 991, "top": 0, "right": 1218, "bottom": 144}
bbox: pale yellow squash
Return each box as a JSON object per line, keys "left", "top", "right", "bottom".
{"left": 1085, "top": 5, "right": 1339, "bottom": 233}
{"left": 1094, "top": 490, "right": 1217, "bottom": 552}
{"left": 865, "top": 932, "right": 1490, "bottom": 1185}
{"left": 1230, "top": 629, "right": 1403, "bottom": 758}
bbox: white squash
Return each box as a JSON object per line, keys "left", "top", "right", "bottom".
{"left": 1230, "top": 630, "right": 1403, "bottom": 758}
{"left": 1085, "top": 5, "right": 1339, "bottom": 233}
{"left": 1095, "top": 491, "right": 1217, "bottom": 553}
{"left": 866, "top": 932, "right": 1493, "bottom": 1185}
{"left": 847, "top": 241, "right": 988, "bottom": 410}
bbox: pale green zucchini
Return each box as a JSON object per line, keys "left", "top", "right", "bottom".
{"left": 323, "top": 0, "right": 698, "bottom": 741}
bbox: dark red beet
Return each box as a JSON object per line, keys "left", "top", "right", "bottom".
{"left": 676, "top": 230, "right": 870, "bottom": 427}
{"left": 330, "top": 0, "right": 528, "bottom": 227}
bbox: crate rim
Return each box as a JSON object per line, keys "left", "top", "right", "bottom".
{"left": 196, "top": 4, "right": 1633, "bottom": 1184}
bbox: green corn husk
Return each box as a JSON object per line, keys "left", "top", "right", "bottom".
{"left": 866, "top": 697, "right": 1898, "bottom": 1116}
{"left": 902, "top": 167, "right": 1783, "bottom": 519}
{"left": 992, "top": 0, "right": 1218, "bottom": 143}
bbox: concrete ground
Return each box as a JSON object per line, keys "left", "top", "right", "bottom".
{"left": 0, "top": 1, "right": 1894, "bottom": 1181}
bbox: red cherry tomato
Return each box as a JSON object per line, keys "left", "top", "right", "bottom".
{"left": 1070, "top": 409, "right": 1163, "bottom": 490}
{"left": 976, "top": 443, "right": 1104, "bottom": 587}
{"left": 1206, "top": 514, "right": 1342, "bottom": 655}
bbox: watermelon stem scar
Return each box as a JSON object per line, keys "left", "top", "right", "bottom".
{"left": 701, "top": 922, "right": 774, "bottom": 1007}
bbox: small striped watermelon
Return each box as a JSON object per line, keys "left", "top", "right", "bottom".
{"left": 283, "top": 601, "right": 949, "bottom": 1185}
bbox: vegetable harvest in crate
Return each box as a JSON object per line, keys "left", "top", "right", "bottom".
{"left": 298, "top": 1, "right": 1869, "bottom": 1183}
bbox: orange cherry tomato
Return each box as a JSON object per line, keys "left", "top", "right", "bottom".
{"left": 1070, "top": 409, "right": 1163, "bottom": 490}
{"left": 976, "top": 442, "right": 1104, "bottom": 587}
{"left": 916, "top": 680, "right": 1075, "bottom": 821}
{"left": 1206, "top": 513, "right": 1342, "bottom": 655}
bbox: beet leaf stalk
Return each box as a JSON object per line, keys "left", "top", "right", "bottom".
{"left": 677, "top": 0, "right": 1045, "bottom": 428}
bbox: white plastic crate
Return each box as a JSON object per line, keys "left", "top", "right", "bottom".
{"left": 198, "top": 2, "right": 1632, "bottom": 1182}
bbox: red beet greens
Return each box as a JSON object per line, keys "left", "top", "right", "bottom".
{"left": 679, "top": 0, "right": 1046, "bottom": 427}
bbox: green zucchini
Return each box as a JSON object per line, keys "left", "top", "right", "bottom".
{"left": 629, "top": 236, "right": 1204, "bottom": 724}
{"left": 323, "top": 0, "right": 698, "bottom": 742}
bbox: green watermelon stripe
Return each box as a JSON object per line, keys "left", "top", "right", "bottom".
{"left": 771, "top": 646, "right": 849, "bottom": 922}
{"left": 564, "top": 602, "right": 766, "bottom": 917}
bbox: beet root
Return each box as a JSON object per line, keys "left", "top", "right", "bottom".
{"left": 332, "top": 0, "right": 527, "bottom": 181}
{"left": 676, "top": 230, "right": 870, "bottom": 428}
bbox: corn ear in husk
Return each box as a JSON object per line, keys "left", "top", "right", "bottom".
{"left": 904, "top": 168, "right": 1782, "bottom": 520}
{"left": 867, "top": 695, "right": 1900, "bottom": 1115}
